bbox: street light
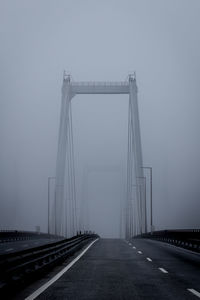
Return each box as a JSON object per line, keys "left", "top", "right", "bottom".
{"left": 141, "top": 167, "right": 153, "bottom": 234}
{"left": 48, "top": 177, "right": 56, "bottom": 234}
{"left": 132, "top": 184, "right": 142, "bottom": 235}
{"left": 137, "top": 177, "right": 147, "bottom": 233}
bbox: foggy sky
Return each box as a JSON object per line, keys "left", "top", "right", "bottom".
{"left": 0, "top": 0, "right": 200, "bottom": 237}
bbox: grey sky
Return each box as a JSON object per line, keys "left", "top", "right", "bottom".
{"left": 0, "top": 0, "right": 200, "bottom": 236}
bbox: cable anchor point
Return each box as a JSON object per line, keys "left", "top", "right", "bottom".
{"left": 63, "top": 70, "right": 71, "bottom": 82}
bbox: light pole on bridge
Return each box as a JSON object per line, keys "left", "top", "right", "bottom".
{"left": 132, "top": 184, "right": 142, "bottom": 236}
{"left": 48, "top": 177, "right": 56, "bottom": 235}
{"left": 141, "top": 167, "right": 153, "bottom": 234}
{"left": 136, "top": 177, "right": 147, "bottom": 234}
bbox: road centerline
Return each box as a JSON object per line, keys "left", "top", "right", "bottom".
{"left": 146, "top": 257, "right": 152, "bottom": 262}
{"left": 159, "top": 267, "right": 168, "bottom": 274}
{"left": 187, "top": 289, "right": 200, "bottom": 298}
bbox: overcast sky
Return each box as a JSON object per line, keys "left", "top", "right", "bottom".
{"left": 0, "top": 0, "right": 200, "bottom": 237}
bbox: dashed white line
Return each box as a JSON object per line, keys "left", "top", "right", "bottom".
{"left": 159, "top": 267, "right": 168, "bottom": 273}
{"left": 25, "top": 238, "right": 99, "bottom": 300}
{"left": 5, "top": 248, "right": 13, "bottom": 252}
{"left": 146, "top": 257, "right": 152, "bottom": 262}
{"left": 187, "top": 289, "right": 200, "bottom": 298}
{"left": 132, "top": 246, "right": 136, "bottom": 249}
{"left": 137, "top": 251, "right": 142, "bottom": 254}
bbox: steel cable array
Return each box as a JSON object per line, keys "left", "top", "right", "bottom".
{"left": 53, "top": 78, "right": 78, "bottom": 237}
{"left": 54, "top": 75, "right": 145, "bottom": 239}
{"left": 126, "top": 77, "right": 145, "bottom": 239}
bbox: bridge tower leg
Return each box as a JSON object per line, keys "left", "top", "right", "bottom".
{"left": 55, "top": 76, "right": 74, "bottom": 236}
{"left": 128, "top": 75, "right": 145, "bottom": 236}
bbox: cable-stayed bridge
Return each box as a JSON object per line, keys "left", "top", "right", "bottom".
{"left": 53, "top": 74, "right": 145, "bottom": 239}
{"left": 0, "top": 75, "right": 199, "bottom": 299}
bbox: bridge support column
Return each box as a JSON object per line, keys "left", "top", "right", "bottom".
{"left": 55, "top": 76, "right": 74, "bottom": 236}
{"left": 128, "top": 76, "right": 144, "bottom": 236}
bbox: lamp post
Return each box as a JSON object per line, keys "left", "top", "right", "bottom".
{"left": 132, "top": 184, "right": 142, "bottom": 235}
{"left": 137, "top": 177, "right": 147, "bottom": 233}
{"left": 48, "top": 177, "right": 56, "bottom": 234}
{"left": 141, "top": 167, "right": 153, "bottom": 234}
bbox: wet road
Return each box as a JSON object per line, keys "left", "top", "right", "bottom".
{"left": 23, "top": 238, "right": 200, "bottom": 299}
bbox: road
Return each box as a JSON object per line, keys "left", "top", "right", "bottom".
{"left": 20, "top": 238, "right": 200, "bottom": 299}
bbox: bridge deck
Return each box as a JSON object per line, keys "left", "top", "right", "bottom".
{"left": 23, "top": 238, "right": 200, "bottom": 300}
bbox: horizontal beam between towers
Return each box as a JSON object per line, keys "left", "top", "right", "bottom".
{"left": 68, "top": 81, "right": 130, "bottom": 94}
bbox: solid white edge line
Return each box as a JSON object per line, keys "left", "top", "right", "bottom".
{"left": 25, "top": 238, "right": 99, "bottom": 300}
{"left": 146, "top": 257, "right": 152, "bottom": 262}
{"left": 187, "top": 289, "right": 200, "bottom": 298}
{"left": 159, "top": 267, "right": 168, "bottom": 273}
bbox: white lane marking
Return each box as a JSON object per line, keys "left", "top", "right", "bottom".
{"left": 137, "top": 251, "right": 142, "bottom": 254}
{"left": 159, "top": 267, "right": 168, "bottom": 273}
{"left": 132, "top": 246, "right": 136, "bottom": 249}
{"left": 5, "top": 248, "right": 13, "bottom": 252}
{"left": 187, "top": 289, "right": 200, "bottom": 298}
{"left": 25, "top": 238, "right": 99, "bottom": 300}
{"left": 146, "top": 257, "right": 152, "bottom": 262}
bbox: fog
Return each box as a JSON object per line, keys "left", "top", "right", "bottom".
{"left": 0, "top": 0, "right": 200, "bottom": 237}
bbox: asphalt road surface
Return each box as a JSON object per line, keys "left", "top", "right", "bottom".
{"left": 21, "top": 238, "right": 200, "bottom": 300}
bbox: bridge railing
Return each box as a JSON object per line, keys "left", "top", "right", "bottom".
{"left": 0, "top": 230, "right": 62, "bottom": 243}
{"left": 0, "top": 233, "right": 98, "bottom": 295}
{"left": 135, "top": 229, "right": 200, "bottom": 253}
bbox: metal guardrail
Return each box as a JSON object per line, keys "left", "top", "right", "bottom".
{"left": 0, "top": 230, "right": 62, "bottom": 243}
{"left": 0, "top": 233, "right": 98, "bottom": 294}
{"left": 136, "top": 229, "right": 200, "bottom": 253}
